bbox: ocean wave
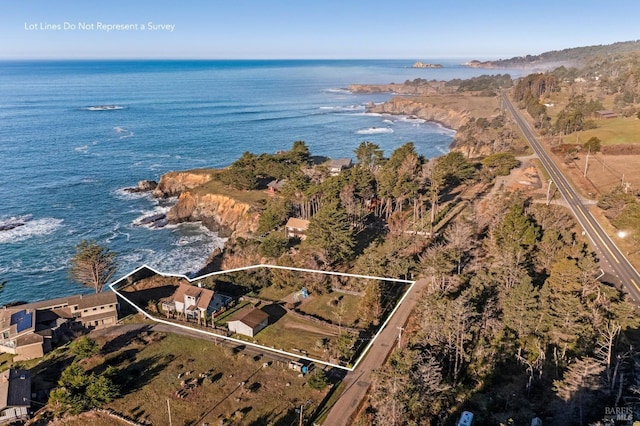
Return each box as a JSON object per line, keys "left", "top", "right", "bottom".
{"left": 121, "top": 225, "right": 226, "bottom": 276}
{"left": 74, "top": 145, "right": 89, "bottom": 153}
{"left": 356, "top": 127, "right": 394, "bottom": 135}
{"left": 319, "top": 105, "right": 365, "bottom": 112}
{"left": 83, "top": 105, "right": 125, "bottom": 111}
{"left": 382, "top": 119, "right": 394, "bottom": 124}
{"left": 323, "top": 88, "right": 352, "bottom": 94}
{"left": 132, "top": 205, "right": 173, "bottom": 229}
{"left": 397, "top": 116, "right": 426, "bottom": 124}
{"left": 0, "top": 216, "right": 63, "bottom": 244}
{"left": 114, "top": 126, "right": 135, "bottom": 139}
{"left": 105, "top": 222, "right": 131, "bottom": 244}
{"left": 113, "top": 187, "right": 154, "bottom": 201}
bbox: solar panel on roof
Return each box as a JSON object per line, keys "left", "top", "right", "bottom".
{"left": 10, "top": 310, "right": 33, "bottom": 333}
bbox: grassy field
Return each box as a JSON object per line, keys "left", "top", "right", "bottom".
{"left": 297, "top": 292, "right": 362, "bottom": 328}
{"left": 93, "top": 330, "right": 327, "bottom": 426}
{"left": 190, "top": 173, "right": 269, "bottom": 206}
{"left": 413, "top": 93, "right": 499, "bottom": 118}
{"left": 561, "top": 117, "right": 640, "bottom": 146}
{"left": 256, "top": 283, "right": 298, "bottom": 301}
{"left": 251, "top": 314, "right": 338, "bottom": 360}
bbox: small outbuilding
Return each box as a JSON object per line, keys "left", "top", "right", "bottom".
{"left": 228, "top": 308, "right": 269, "bottom": 337}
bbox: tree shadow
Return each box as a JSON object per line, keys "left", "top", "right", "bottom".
{"left": 114, "top": 353, "right": 171, "bottom": 395}
{"left": 101, "top": 324, "right": 153, "bottom": 355}
{"left": 261, "top": 303, "right": 287, "bottom": 324}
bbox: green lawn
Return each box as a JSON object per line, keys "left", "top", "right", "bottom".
{"left": 562, "top": 117, "right": 640, "bottom": 146}
{"left": 256, "top": 284, "right": 298, "bottom": 301}
{"left": 190, "top": 172, "right": 269, "bottom": 206}
{"left": 251, "top": 314, "right": 338, "bottom": 360}
{"left": 100, "top": 331, "right": 326, "bottom": 426}
{"left": 298, "top": 292, "right": 362, "bottom": 328}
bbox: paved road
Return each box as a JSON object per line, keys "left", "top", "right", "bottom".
{"left": 321, "top": 278, "right": 427, "bottom": 426}
{"left": 502, "top": 93, "right": 640, "bottom": 302}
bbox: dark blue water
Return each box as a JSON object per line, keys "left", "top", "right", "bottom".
{"left": 0, "top": 60, "right": 514, "bottom": 304}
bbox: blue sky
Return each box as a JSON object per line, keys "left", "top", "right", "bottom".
{"left": 1, "top": 0, "right": 639, "bottom": 59}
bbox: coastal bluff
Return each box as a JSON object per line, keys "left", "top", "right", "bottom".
{"left": 153, "top": 170, "right": 261, "bottom": 239}
{"left": 367, "top": 97, "right": 470, "bottom": 130}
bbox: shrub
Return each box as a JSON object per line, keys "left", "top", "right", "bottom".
{"left": 307, "top": 369, "right": 329, "bottom": 390}
{"left": 70, "top": 336, "right": 99, "bottom": 358}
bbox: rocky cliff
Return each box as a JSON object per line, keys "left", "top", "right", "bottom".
{"left": 151, "top": 169, "right": 261, "bottom": 239}
{"left": 153, "top": 170, "right": 214, "bottom": 198}
{"left": 166, "top": 191, "right": 260, "bottom": 239}
{"left": 367, "top": 97, "right": 470, "bottom": 130}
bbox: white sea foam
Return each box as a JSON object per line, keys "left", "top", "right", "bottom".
{"left": 124, "top": 224, "right": 226, "bottom": 276}
{"left": 397, "top": 116, "right": 427, "bottom": 124}
{"left": 323, "top": 88, "right": 352, "bottom": 94}
{"left": 84, "top": 105, "right": 125, "bottom": 111}
{"left": 113, "top": 187, "right": 154, "bottom": 201}
{"left": 132, "top": 205, "right": 172, "bottom": 228}
{"left": 114, "top": 126, "right": 134, "bottom": 139}
{"left": 0, "top": 217, "right": 63, "bottom": 244}
{"left": 383, "top": 119, "right": 394, "bottom": 124}
{"left": 319, "top": 105, "right": 365, "bottom": 112}
{"left": 356, "top": 127, "right": 394, "bottom": 135}
{"left": 74, "top": 145, "right": 89, "bottom": 153}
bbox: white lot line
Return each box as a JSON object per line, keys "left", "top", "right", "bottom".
{"left": 109, "top": 264, "right": 415, "bottom": 372}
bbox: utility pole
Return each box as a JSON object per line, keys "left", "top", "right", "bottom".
{"left": 299, "top": 403, "right": 303, "bottom": 426}
{"left": 546, "top": 179, "right": 553, "bottom": 205}
{"left": 397, "top": 326, "right": 405, "bottom": 349}
{"left": 167, "top": 399, "right": 173, "bottom": 426}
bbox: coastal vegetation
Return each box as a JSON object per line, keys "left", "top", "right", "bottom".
{"left": 23, "top": 41, "right": 640, "bottom": 424}
{"left": 69, "top": 240, "right": 118, "bottom": 293}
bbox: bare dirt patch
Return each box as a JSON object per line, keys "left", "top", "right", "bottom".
{"left": 558, "top": 152, "right": 640, "bottom": 197}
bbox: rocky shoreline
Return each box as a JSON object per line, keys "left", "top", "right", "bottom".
{"left": 129, "top": 170, "right": 260, "bottom": 239}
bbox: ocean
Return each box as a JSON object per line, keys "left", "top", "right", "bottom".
{"left": 0, "top": 59, "right": 516, "bottom": 304}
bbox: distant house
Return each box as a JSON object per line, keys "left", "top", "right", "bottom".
{"left": 285, "top": 218, "right": 309, "bottom": 240}
{"left": 228, "top": 308, "right": 269, "bottom": 337}
{"left": 596, "top": 110, "right": 618, "bottom": 119}
{"left": 266, "top": 179, "right": 287, "bottom": 195}
{"left": 161, "top": 283, "right": 231, "bottom": 320}
{"left": 0, "top": 292, "right": 118, "bottom": 361}
{"left": 328, "top": 158, "right": 352, "bottom": 176}
{"left": 0, "top": 369, "right": 31, "bottom": 424}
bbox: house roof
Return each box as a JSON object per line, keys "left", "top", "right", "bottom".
{"left": 0, "top": 369, "right": 31, "bottom": 410}
{"left": 267, "top": 179, "right": 287, "bottom": 190}
{"left": 0, "top": 308, "right": 35, "bottom": 337}
{"left": 69, "top": 292, "right": 118, "bottom": 310}
{"left": 329, "top": 158, "right": 352, "bottom": 169}
{"left": 285, "top": 218, "right": 309, "bottom": 230}
{"left": 172, "top": 284, "right": 214, "bottom": 310}
{"left": 235, "top": 308, "right": 269, "bottom": 329}
{"left": 13, "top": 291, "right": 117, "bottom": 312}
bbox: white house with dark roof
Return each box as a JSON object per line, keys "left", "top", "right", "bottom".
{"left": 161, "top": 283, "right": 226, "bottom": 320}
{"left": 228, "top": 308, "right": 269, "bottom": 337}
{"left": 328, "top": 158, "right": 352, "bottom": 176}
{"left": 0, "top": 369, "right": 31, "bottom": 424}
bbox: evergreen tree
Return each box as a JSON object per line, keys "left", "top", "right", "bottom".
{"left": 69, "top": 240, "right": 117, "bottom": 293}
{"left": 304, "top": 200, "right": 354, "bottom": 265}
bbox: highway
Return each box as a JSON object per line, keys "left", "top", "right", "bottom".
{"left": 502, "top": 93, "right": 640, "bottom": 302}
